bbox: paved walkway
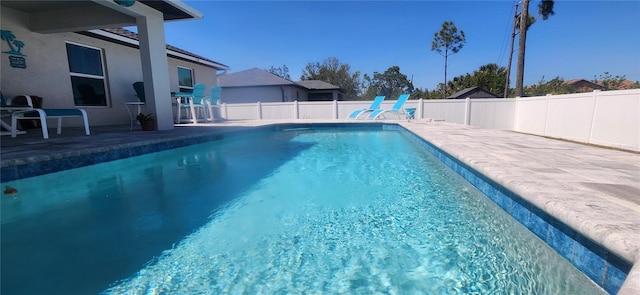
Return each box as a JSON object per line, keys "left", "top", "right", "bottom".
{"left": 1, "top": 120, "right": 639, "bottom": 293}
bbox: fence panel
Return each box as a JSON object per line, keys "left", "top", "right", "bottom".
{"left": 515, "top": 96, "right": 549, "bottom": 135}
{"left": 469, "top": 99, "right": 516, "bottom": 130}
{"left": 422, "top": 100, "right": 467, "bottom": 124}
{"left": 545, "top": 92, "right": 596, "bottom": 142}
{"left": 589, "top": 90, "right": 639, "bottom": 150}
{"left": 261, "top": 102, "right": 295, "bottom": 120}
{"left": 299, "top": 101, "right": 335, "bottom": 119}
{"left": 222, "top": 103, "right": 258, "bottom": 120}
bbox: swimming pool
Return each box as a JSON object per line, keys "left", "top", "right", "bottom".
{"left": 1, "top": 127, "right": 608, "bottom": 294}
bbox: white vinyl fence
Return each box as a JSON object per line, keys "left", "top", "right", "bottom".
{"left": 219, "top": 89, "right": 640, "bottom": 151}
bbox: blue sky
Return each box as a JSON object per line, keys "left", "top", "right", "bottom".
{"left": 162, "top": 1, "right": 640, "bottom": 90}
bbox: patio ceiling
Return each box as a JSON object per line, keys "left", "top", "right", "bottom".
{"left": 1, "top": 0, "right": 201, "bottom": 33}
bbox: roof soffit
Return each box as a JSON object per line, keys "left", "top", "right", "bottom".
{"left": 1, "top": 1, "right": 201, "bottom": 33}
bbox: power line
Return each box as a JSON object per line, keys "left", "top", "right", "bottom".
{"left": 497, "top": 0, "right": 520, "bottom": 66}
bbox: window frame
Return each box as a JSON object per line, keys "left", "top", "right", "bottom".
{"left": 66, "top": 41, "right": 110, "bottom": 107}
{"left": 177, "top": 66, "right": 195, "bottom": 92}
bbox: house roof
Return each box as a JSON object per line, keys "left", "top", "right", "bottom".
{"left": 296, "top": 80, "right": 341, "bottom": 90}
{"left": 218, "top": 68, "right": 342, "bottom": 91}
{"left": 80, "top": 28, "right": 229, "bottom": 70}
{"left": 564, "top": 79, "right": 605, "bottom": 89}
{"left": 565, "top": 78, "right": 639, "bottom": 90}
{"left": 218, "top": 68, "right": 298, "bottom": 87}
{"left": 447, "top": 86, "right": 499, "bottom": 99}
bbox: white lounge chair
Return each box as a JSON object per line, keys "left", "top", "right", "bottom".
{"left": 1, "top": 93, "right": 90, "bottom": 139}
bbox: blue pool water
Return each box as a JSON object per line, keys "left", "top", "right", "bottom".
{"left": 1, "top": 129, "right": 606, "bottom": 294}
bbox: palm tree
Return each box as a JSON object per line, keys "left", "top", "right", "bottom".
{"left": 515, "top": 0, "right": 555, "bottom": 97}
{"left": 1, "top": 30, "right": 18, "bottom": 54}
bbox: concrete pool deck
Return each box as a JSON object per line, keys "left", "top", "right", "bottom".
{"left": 1, "top": 119, "right": 638, "bottom": 294}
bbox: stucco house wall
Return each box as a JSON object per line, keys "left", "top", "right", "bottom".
{"left": 222, "top": 86, "right": 291, "bottom": 104}
{"left": 220, "top": 85, "right": 317, "bottom": 104}
{"left": 1, "top": 6, "right": 221, "bottom": 127}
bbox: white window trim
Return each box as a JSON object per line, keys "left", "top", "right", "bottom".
{"left": 178, "top": 66, "right": 195, "bottom": 91}
{"left": 66, "top": 41, "right": 110, "bottom": 107}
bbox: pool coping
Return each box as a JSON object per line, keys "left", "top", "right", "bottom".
{"left": 1, "top": 120, "right": 638, "bottom": 294}
{"left": 393, "top": 121, "right": 639, "bottom": 295}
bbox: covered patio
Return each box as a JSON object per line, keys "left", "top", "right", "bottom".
{"left": 1, "top": 0, "right": 206, "bottom": 131}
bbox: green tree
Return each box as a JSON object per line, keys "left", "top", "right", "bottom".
{"left": 362, "top": 66, "right": 414, "bottom": 100}
{"left": 301, "top": 57, "right": 362, "bottom": 100}
{"left": 411, "top": 87, "right": 432, "bottom": 99}
{"left": 524, "top": 76, "right": 572, "bottom": 96}
{"left": 431, "top": 21, "right": 466, "bottom": 99}
{"left": 593, "top": 72, "right": 627, "bottom": 90}
{"left": 447, "top": 63, "right": 507, "bottom": 96}
{"left": 515, "top": 0, "right": 555, "bottom": 97}
{"left": 266, "top": 65, "right": 291, "bottom": 80}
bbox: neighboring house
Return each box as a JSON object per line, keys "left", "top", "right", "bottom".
{"left": 565, "top": 78, "right": 639, "bottom": 92}
{"left": 564, "top": 79, "right": 606, "bottom": 92}
{"left": 218, "top": 68, "right": 342, "bottom": 103}
{"left": 447, "top": 87, "right": 500, "bottom": 99}
{"left": 296, "top": 80, "right": 342, "bottom": 101}
{"left": 1, "top": 1, "right": 228, "bottom": 130}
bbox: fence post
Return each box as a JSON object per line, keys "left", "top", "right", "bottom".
{"left": 418, "top": 98, "right": 424, "bottom": 119}
{"left": 222, "top": 103, "right": 228, "bottom": 120}
{"left": 543, "top": 94, "right": 551, "bottom": 136}
{"left": 333, "top": 100, "right": 338, "bottom": 119}
{"left": 587, "top": 90, "right": 601, "bottom": 145}
{"left": 513, "top": 97, "right": 520, "bottom": 131}
{"left": 257, "top": 101, "right": 262, "bottom": 120}
{"left": 464, "top": 97, "right": 471, "bottom": 125}
{"left": 294, "top": 100, "right": 299, "bottom": 119}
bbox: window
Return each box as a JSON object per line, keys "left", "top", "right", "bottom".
{"left": 178, "top": 66, "right": 194, "bottom": 92}
{"left": 66, "top": 42, "right": 108, "bottom": 106}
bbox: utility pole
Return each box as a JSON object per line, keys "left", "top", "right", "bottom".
{"left": 515, "top": 0, "right": 530, "bottom": 97}
{"left": 504, "top": 3, "right": 519, "bottom": 98}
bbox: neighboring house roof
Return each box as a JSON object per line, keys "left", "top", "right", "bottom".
{"left": 218, "top": 68, "right": 298, "bottom": 87}
{"left": 565, "top": 78, "right": 639, "bottom": 90}
{"left": 564, "top": 79, "right": 605, "bottom": 90}
{"left": 447, "top": 87, "right": 499, "bottom": 99}
{"left": 79, "top": 28, "right": 229, "bottom": 70}
{"left": 218, "top": 68, "right": 342, "bottom": 91}
{"left": 620, "top": 80, "right": 640, "bottom": 89}
{"left": 296, "top": 80, "right": 341, "bottom": 90}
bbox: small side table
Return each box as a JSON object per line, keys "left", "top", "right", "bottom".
{"left": 124, "top": 101, "right": 145, "bottom": 130}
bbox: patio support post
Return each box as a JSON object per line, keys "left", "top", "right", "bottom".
{"left": 136, "top": 12, "right": 173, "bottom": 130}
